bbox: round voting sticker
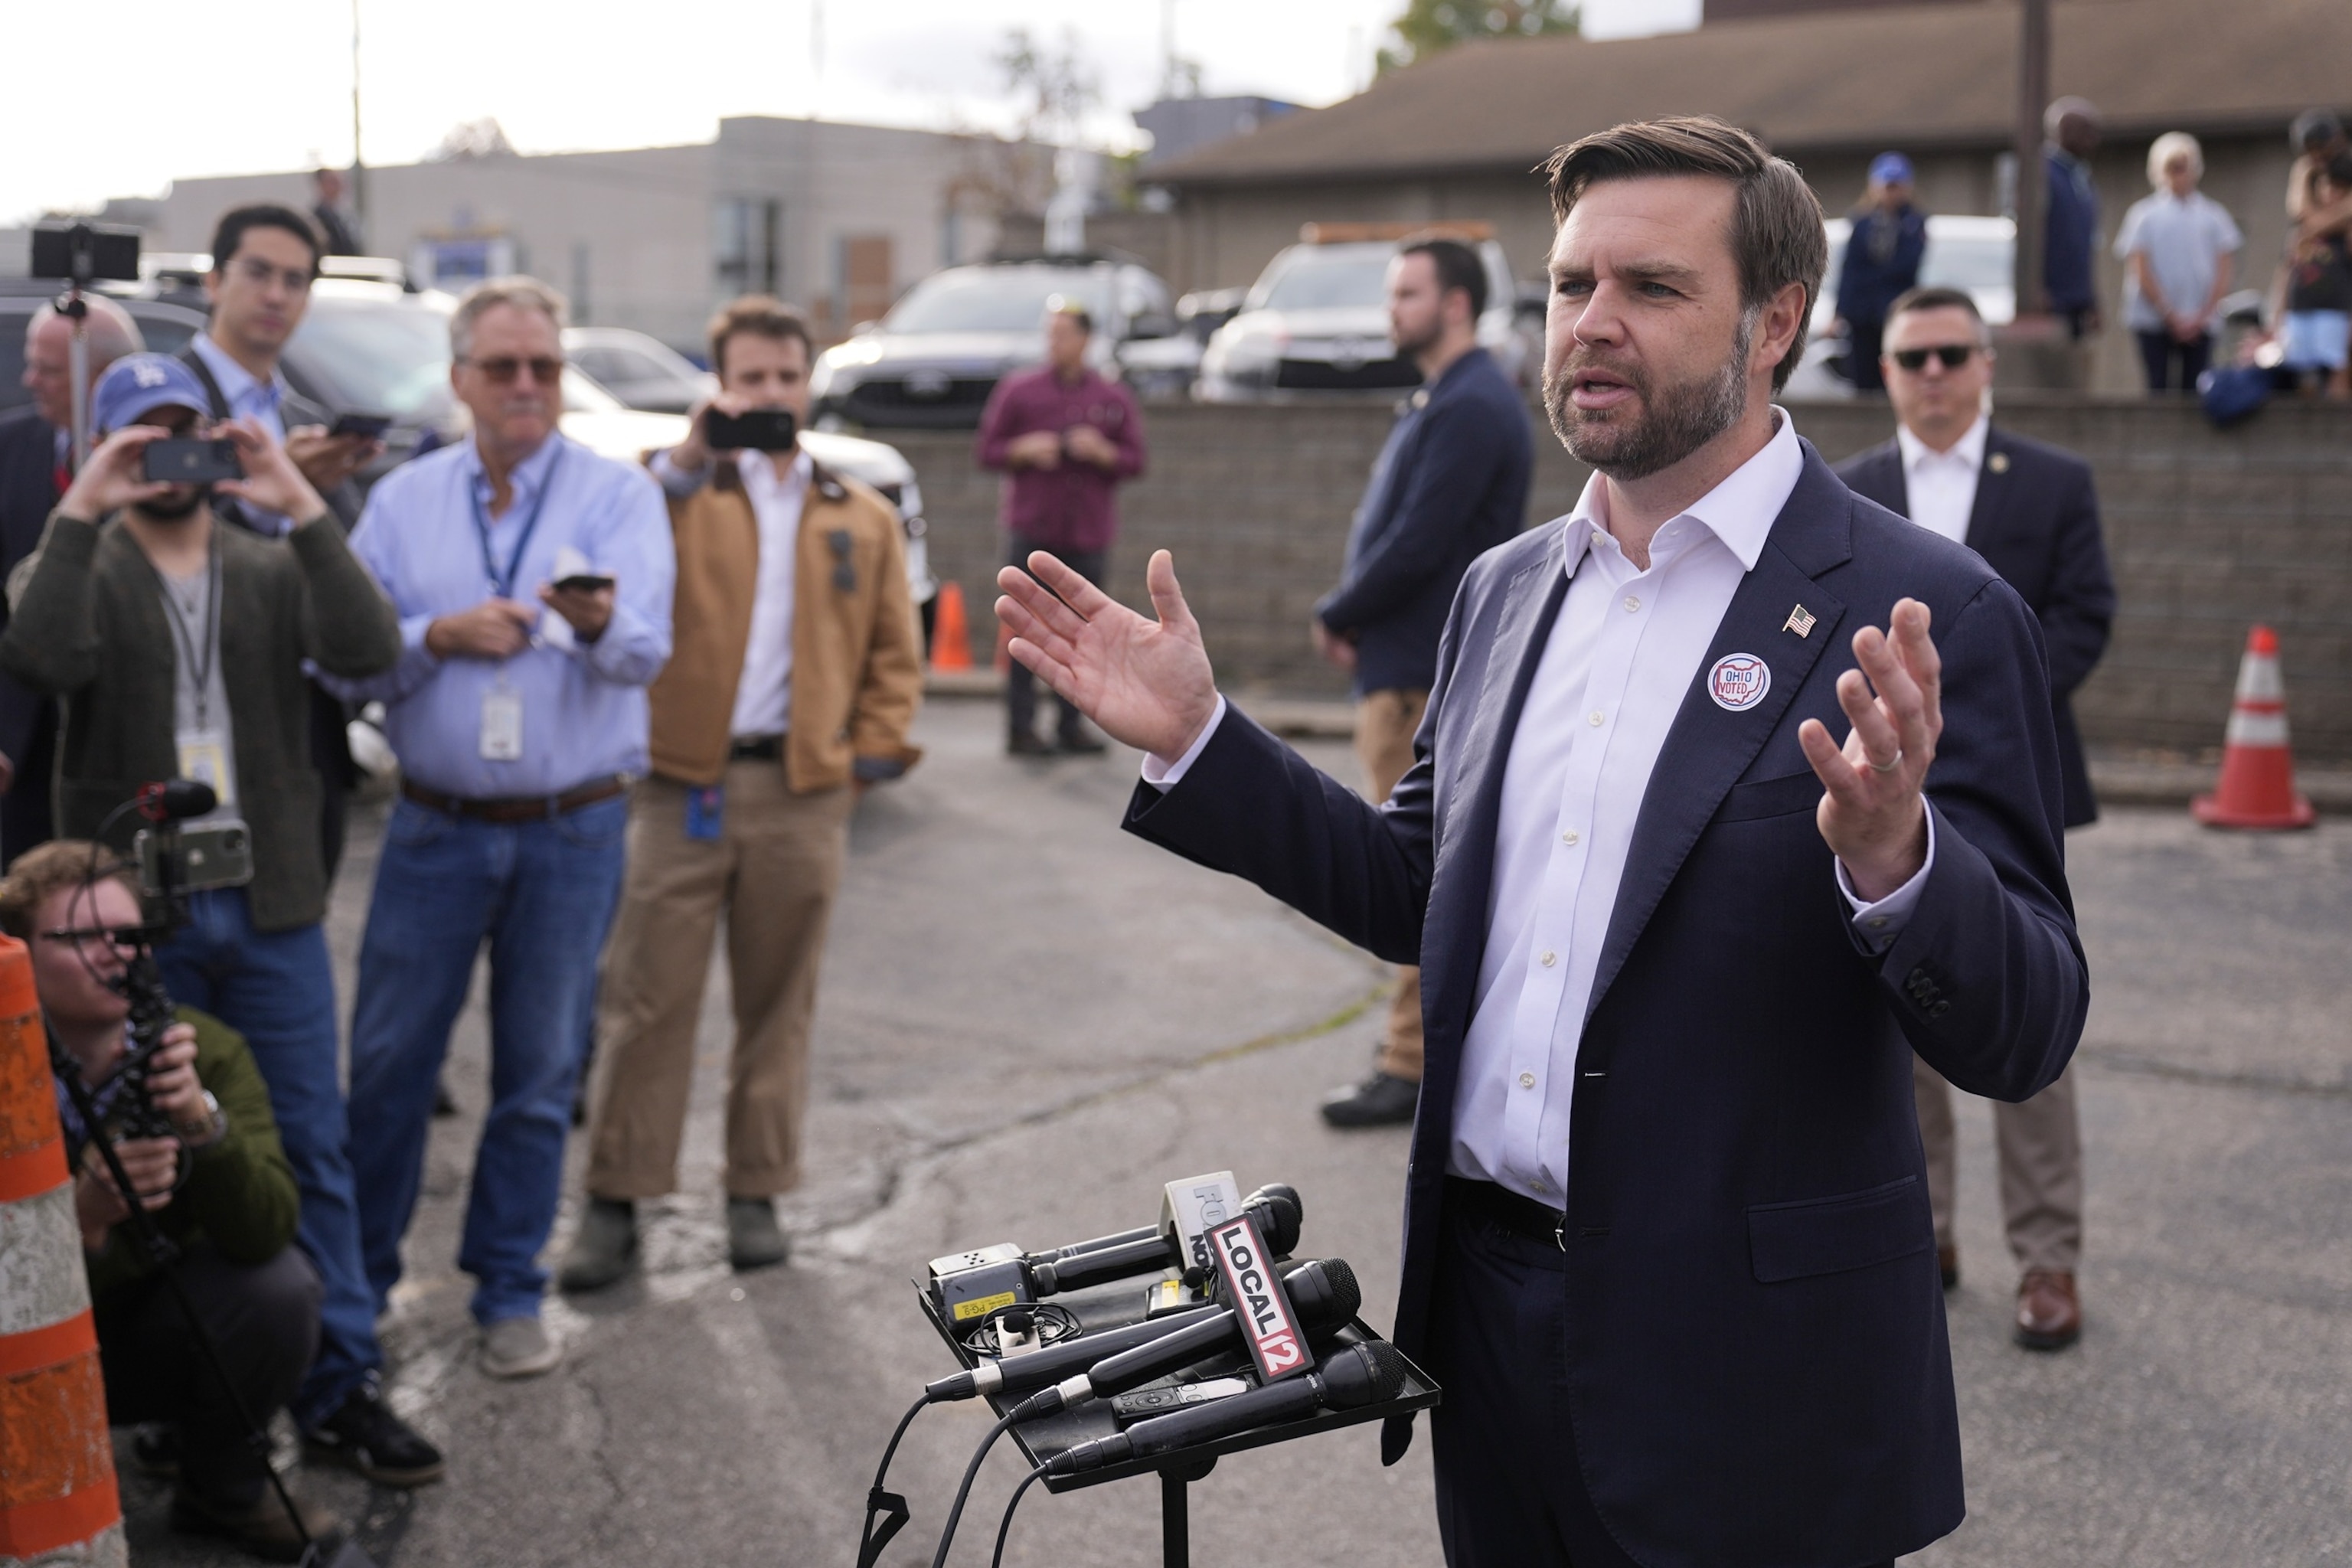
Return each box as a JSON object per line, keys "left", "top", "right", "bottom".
{"left": 1708, "top": 653, "right": 1771, "bottom": 711}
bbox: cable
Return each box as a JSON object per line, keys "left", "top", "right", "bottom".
{"left": 855, "top": 1391, "right": 929, "bottom": 1568}
{"left": 929, "top": 1409, "right": 1020, "bottom": 1568}
{"left": 988, "top": 1464, "right": 1048, "bottom": 1568}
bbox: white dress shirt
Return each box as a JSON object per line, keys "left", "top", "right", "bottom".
{"left": 1894, "top": 415, "right": 1988, "bottom": 547}
{"left": 1150, "top": 411, "right": 1930, "bottom": 1207}
{"left": 728, "top": 449, "right": 810, "bottom": 738}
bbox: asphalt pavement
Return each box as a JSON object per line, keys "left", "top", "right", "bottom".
{"left": 110, "top": 697, "right": 2350, "bottom": 1567}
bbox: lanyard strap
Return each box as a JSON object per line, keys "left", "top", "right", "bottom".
{"left": 153, "top": 530, "right": 224, "bottom": 730}
{"left": 469, "top": 440, "right": 567, "bottom": 600}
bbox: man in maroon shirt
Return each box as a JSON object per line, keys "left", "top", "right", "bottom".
{"left": 976, "top": 302, "right": 1147, "bottom": 755}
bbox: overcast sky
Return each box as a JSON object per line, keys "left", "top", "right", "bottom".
{"left": 0, "top": 0, "right": 1700, "bottom": 226}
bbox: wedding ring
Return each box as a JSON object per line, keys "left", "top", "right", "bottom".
{"left": 1868, "top": 749, "right": 1903, "bottom": 775}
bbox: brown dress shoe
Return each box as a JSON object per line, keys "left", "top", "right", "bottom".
{"left": 2014, "top": 1269, "right": 2081, "bottom": 1351}
{"left": 1937, "top": 1245, "right": 1959, "bottom": 1291}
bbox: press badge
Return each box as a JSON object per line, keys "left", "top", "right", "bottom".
{"left": 479, "top": 684, "right": 524, "bottom": 761}
{"left": 685, "top": 786, "right": 724, "bottom": 841}
{"left": 175, "top": 727, "right": 235, "bottom": 809}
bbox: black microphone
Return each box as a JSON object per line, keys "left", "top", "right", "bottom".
{"left": 1006, "top": 1259, "right": 1360, "bottom": 1422}
{"left": 1029, "top": 1186, "right": 1302, "bottom": 1297}
{"left": 142, "top": 779, "right": 218, "bottom": 821}
{"left": 1043, "top": 1341, "right": 1407, "bottom": 1476}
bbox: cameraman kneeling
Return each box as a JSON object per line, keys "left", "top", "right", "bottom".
{"left": 0, "top": 842, "right": 338, "bottom": 1560}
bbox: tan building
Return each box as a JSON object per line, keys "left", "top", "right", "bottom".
{"left": 149, "top": 117, "right": 1048, "bottom": 353}
{"left": 1148, "top": 0, "right": 2347, "bottom": 392}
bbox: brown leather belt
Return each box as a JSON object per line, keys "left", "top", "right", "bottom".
{"left": 400, "top": 775, "right": 628, "bottom": 824}
{"left": 1446, "top": 1175, "right": 1569, "bottom": 1251}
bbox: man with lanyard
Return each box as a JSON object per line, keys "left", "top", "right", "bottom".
{"left": 1, "top": 295, "right": 145, "bottom": 864}
{"left": 180, "top": 204, "right": 381, "bottom": 880}
{"left": 328, "top": 276, "right": 674, "bottom": 1382}
{"left": 0, "top": 354, "right": 441, "bottom": 1490}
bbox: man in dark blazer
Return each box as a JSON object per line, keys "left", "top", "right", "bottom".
{"left": 997, "top": 118, "right": 2088, "bottom": 1568}
{"left": 1837, "top": 285, "right": 2114, "bottom": 1353}
{"left": 1, "top": 296, "right": 146, "bottom": 865}
{"left": 1311, "top": 236, "right": 1532, "bottom": 1127}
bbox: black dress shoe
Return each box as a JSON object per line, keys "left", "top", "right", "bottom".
{"left": 1007, "top": 731, "right": 1056, "bottom": 757}
{"left": 1939, "top": 1245, "right": 1960, "bottom": 1291}
{"left": 1320, "top": 1071, "right": 1419, "bottom": 1128}
{"left": 305, "top": 1383, "right": 446, "bottom": 1487}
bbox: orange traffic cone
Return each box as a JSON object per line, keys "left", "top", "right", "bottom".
{"left": 0, "top": 939, "right": 125, "bottom": 1564}
{"left": 2193, "top": 625, "right": 2317, "bottom": 829}
{"left": 930, "top": 581, "right": 974, "bottom": 673}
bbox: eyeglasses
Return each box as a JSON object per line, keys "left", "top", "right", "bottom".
{"left": 41, "top": 926, "right": 139, "bottom": 949}
{"left": 462, "top": 356, "right": 566, "bottom": 386}
{"left": 230, "top": 255, "right": 315, "bottom": 294}
{"left": 1890, "top": 345, "right": 1978, "bottom": 372}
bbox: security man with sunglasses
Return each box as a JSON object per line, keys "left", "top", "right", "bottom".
{"left": 1837, "top": 283, "right": 2113, "bottom": 1356}
{"left": 326, "top": 276, "right": 673, "bottom": 1385}
{"left": 558, "top": 296, "right": 920, "bottom": 1292}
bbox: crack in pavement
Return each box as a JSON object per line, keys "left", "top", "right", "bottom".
{"left": 2077, "top": 1044, "right": 2352, "bottom": 1101}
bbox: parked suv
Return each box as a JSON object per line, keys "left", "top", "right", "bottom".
{"left": 810, "top": 256, "right": 1174, "bottom": 430}
{"left": 564, "top": 327, "right": 715, "bottom": 414}
{"left": 1197, "top": 227, "right": 1534, "bottom": 403}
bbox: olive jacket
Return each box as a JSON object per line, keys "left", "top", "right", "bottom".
{"left": 645, "top": 455, "right": 923, "bottom": 792}
{"left": 0, "top": 511, "right": 400, "bottom": 930}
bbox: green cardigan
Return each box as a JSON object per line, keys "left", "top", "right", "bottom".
{"left": 0, "top": 511, "right": 399, "bottom": 930}
{"left": 83, "top": 1005, "right": 300, "bottom": 1302}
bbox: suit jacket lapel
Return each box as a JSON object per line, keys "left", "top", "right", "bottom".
{"left": 1582, "top": 449, "right": 1853, "bottom": 1026}
{"left": 1962, "top": 428, "right": 2008, "bottom": 549}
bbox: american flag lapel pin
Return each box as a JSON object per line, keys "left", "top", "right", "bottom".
{"left": 1782, "top": 604, "right": 1817, "bottom": 639}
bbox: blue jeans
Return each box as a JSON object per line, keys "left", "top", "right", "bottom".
{"left": 347, "top": 795, "right": 627, "bottom": 1326}
{"left": 153, "top": 889, "right": 381, "bottom": 1428}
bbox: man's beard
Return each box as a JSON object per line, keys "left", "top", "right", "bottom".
{"left": 136, "top": 485, "right": 208, "bottom": 522}
{"left": 1544, "top": 309, "right": 1756, "bottom": 481}
{"left": 1390, "top": 312, "right": 1442, "bottom": 362}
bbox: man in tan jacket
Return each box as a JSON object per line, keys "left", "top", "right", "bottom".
{"left": 560, "top": 298, "right": 922, "bottom": 1285}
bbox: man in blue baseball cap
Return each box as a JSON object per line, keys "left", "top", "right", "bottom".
{"left": 1834, "top": 151, "right": 1928, "bottom": 393}
{"left": 0, "top": 354, "right": 437, "bottom": 1493}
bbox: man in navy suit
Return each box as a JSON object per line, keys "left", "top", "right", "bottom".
{"left": 0, "top": 297, "right": 145, "bottom": 865}
{"left": 998, "top": 116, "right": 2087, "bottom": 1568}
{"left": 1836, "top": 285, "right": 2114, "bottom": 1354}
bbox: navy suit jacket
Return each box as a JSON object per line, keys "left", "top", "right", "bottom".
{"left": 1126, "top": 443, "right": 2088, "bottom": 1567}
{"left": 0, "top": 409, "right": 59, "bottom": 770}
{"left": 1836, "top": 426, "right": 2115, "bottom": 826}
{"left": 1315, "top": 348, "right": 1532, "bottom": 696}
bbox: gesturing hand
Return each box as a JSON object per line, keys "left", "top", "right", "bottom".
{"left": 1798, "top": 597, "right": 1941, "bottom": 902}
{"left": 995, "top": 548, "right": 1220, "bottom": 761}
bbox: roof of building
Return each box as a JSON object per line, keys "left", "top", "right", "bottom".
{"left": 1151, "top": 0, "right": 2349, "bottom": 185}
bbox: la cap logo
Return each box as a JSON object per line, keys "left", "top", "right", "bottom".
{"left": 1707, "top": 653, "right": 1771, "bottom": 711}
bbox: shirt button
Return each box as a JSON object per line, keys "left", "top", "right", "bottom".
{"left": 1870, "top": 916, "right": 1888, "bottom": 929}
{"left": 1518, "top": 1072, "right": 1536, "bottom": 1089}
{"left": 1623, "top": 595, "right": 1642, "bottom": 612}
{"left": 1587, "top": 710, "right": 1605, "bottom": 727}
{"left": 1562, "top": 829, "right": 1580, "bottom": 846}
{"left": 1540, "top": 950, "right": 1557, "bottom": 968}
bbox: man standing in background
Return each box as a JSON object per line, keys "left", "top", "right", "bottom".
{"left": 1834, "top": 152, "right": 1928, "bottom": 394}
{"left": 1311, "top": 237, "right": 1530, "bottom": 1129}
{"left": 0, "top": 296, "right": 144, "bottom": 864}
{"left": 311, "top": 168, "right": 364, "bottom": 257}
{"left": 1837, "top": 285, "right": 2114, "bottom": 1352}
{"left": 975, "top": 301, "right": 1145, "bottom": 756}
{"left": 2044, "top": 98, "right": 2107, "bottom": 354}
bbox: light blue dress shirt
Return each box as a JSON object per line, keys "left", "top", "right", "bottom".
{"left": 325, "top": 433, "right": 675, "bottom": 798}
{"left": 191, "top": 335, "right": 296, "bottom": 534}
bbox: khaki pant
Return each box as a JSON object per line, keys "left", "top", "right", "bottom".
{"left": 1357, "top": 689, "right": 1428, "bottom": 1083}
{"left": 585, "top": 764, "right": 855, "bottom": 1200}
{"left": 1912, "top": 1054, "right": 2083, "bottom": 1274}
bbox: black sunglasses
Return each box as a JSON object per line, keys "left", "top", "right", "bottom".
{"left": 1890, "top": 345, "right": 1978, "bottom": 372}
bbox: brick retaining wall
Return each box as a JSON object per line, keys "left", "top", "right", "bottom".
{"left": 897, "top": 396, "right": 2352, "bottom": 761}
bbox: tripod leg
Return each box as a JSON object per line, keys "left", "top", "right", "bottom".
{"left": 1161, "top": 1471, "right": 1187, "bottom": 1568}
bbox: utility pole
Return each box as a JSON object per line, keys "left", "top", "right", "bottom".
{"left": 351, "top": 0, "right": 368, "bottom": 232}
{"left": 2012, "top": 0, "right": 2050, "bottom": 317}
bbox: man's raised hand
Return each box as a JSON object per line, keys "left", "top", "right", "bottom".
{"left": 995, "top": 548, "right": 1220, "bottom": 761}
{"left": 1797, "top": 597, "right": 1942, "bottom": 902}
